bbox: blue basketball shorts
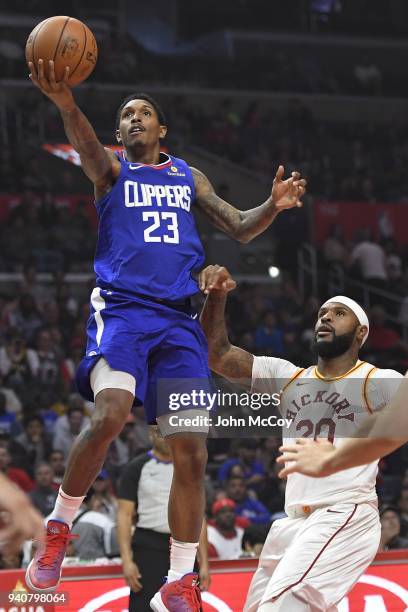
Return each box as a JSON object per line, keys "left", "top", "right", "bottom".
{"left": 75, "top": 288, "right": 212, "bottom": 425}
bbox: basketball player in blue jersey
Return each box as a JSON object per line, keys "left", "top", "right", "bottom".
{"left": 26, "top": 59, "right": 306, "bottom": 610}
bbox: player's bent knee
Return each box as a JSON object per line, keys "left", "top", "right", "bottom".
{"left": 91, "top": 389, "right": 134, "bottom": 440}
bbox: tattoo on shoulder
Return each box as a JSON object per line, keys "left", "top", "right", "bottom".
{"left": 190, "top": 167, "right": 212, "bottom": 194}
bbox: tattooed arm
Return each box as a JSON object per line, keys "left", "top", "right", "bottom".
{"left": 191, "top": 166, "right": 306, "bottom": 244}
{"left": 29, "top": 59, "right": 120, "bottom": 199}
{"left": 199, "top": 265, "right": 253, "bottom": 385}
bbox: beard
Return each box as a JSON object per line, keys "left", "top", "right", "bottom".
{"left": 312, "top": 328, "right": 357, "bottom": 359}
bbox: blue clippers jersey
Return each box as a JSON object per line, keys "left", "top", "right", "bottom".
{"left": 94, "top": 153, "right": 205, "bottom": 301}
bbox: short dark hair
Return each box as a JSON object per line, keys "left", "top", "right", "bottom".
{"left": 242, "top": 524, "right": 268, "bottom": 549}
{"left": 227, "top": 475, "right": 245, "bottom": 485}
{"left": 115, "top": 93, "right": 166, "bottom": 131}
{"left": 23, "top": 413, "right": 44, "bottom": 429}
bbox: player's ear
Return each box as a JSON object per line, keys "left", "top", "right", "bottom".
{"left": 115, "top": 129, "right": 122, "bottom": 144}
{"left": 358, "top": 325, "right": 368, "bottom": 342}
{"left": 159, "top": 125, "right": 167, "bottom": 139}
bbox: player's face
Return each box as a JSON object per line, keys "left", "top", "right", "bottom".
{"left": 313, "top": 303, "right": 362, "bottom": 359}
{"left": 117, "top": 100, "right": 167, "bottom": 149}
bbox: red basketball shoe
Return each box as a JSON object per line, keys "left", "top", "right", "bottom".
{"left": 150, "top": 573, "right": 202, "bottom": 611}
{"left": 25, "top": 520, "right": 75, "bottom": 592}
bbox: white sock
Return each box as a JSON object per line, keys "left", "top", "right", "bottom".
{"left": 48, "top": 487, "right": 85, "bottom": 528}
{"left": 168, "top": 539, "right": 198, "bottom": 582}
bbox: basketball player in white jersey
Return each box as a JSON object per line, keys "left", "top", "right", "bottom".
{"left": 199, "top": 264, "right": 403, "bottom": 612}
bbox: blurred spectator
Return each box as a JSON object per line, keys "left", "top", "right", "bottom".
{"left": 15, "top": 414, "right": 53, "bottom": 476}
{"left": 378, "top": 505, "right": 408, "bottom": 551}
{"left": 225, "top": 476, "right": 271, "bottom": 525}
{"left": 0, "top": 392, "right": 17, "bottom": 435}
{"left": 208, "top": 499, "right": 244, "bottom": 559}
{"left": 256, "top": 440, "right": 286, "bottom": 515}
{"left": 240, "top": 524, "right": 268, "bottom": 558}
{"left": 0, "top": 374, "right": 22, "bottom": 416}
{"left": 0, "top": 331, "right": 39, "bottom": 398}
{"left": 399, "top": 296, "right": 408, "bottom": 328}
{"left": 366, "top": 305, "right": 408, "bottom": 367}
{"left": 218, "top": 439, "right": 265, "bottom": 489}
{"left": 90, "top": 469, "right": 117, "bottom": 522}
{"left": 0, "top": 445, "right": 33, "bottom": 492}
{"left": 107, "top": 408, "right": 149, "bottom": 475}
{"left": 349, "top": 231, "right": 387, "bottom": 286}
{"left": 29, "top": 462, "right": 58, "bottom": 516}
{"left": 6, "top": 294, "right": 43, "bottom": 342}
{"left": 323, "top": 224, "right": 347, "bottom": 267}
{"left": 354, "top": 55, "right": 382, "bottom": 94}
{"left": 383, "top": 239, "right": 404, "bottom": 295}
{"left": 53, "top": 401, "right": 91, "bottom": 459}
{"left": 35, "top": 329, "right": 62, "bottom": 399}
{"left": 71, "top": 491, "right": 119, "bottom": 560}
{"left": 0, "top": 550, "right": 23, "bottom": 570}
{"left": 20, "top": 262, "right": 54, "bottom": 307}
{"left": 396, "top": 487, "right": 408, "bottom": 537}
{"left": 254, "top": 312, "right": 284, "bottom": 355}
{"left": 47, "top": 449, "right": 66, "bottom": 487}
{"left": 60, "top": 344, "right": 83, "bottom": 394}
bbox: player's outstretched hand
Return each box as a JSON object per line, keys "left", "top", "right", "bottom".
{"left": 28, "top": 59, "right": 75, "bottom": 111}
{"left": 199, "top": 265, "right": 237, "bottom": 295}
{"left": 276, "top": 438, "right": 337, "bottom": 479}
{"left": 0, "top": 474, "right": 44, "bottom": 554}
{"left": 271, "top": 166, "right": 307, "bottom": 211}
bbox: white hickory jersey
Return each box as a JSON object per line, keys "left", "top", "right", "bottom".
{"left": 251, "top": 357, "right": 403, "bottom": 517}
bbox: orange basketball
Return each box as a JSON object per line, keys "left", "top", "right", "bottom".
{"left": 25, "top": 16, "right": 98, "bottom": 87}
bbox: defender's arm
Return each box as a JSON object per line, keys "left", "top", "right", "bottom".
{"left": 199, "top": 265, "right": 253, "bottom": 383}
{"left": 191, "top": 166, "right": 306, "bottom": 244}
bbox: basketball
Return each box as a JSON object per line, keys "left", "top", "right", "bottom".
{"left": 25, "top": 16, "right": 98, "bottom": 87}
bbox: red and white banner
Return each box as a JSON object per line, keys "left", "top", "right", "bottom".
{"left": 313, "top": 200, "right": 408, "bottom": 246}
{"left": 1, "top": 555, "right": 407, "bottom": 611}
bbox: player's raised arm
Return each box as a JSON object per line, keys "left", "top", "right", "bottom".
{"left": 277, "top": 373, "right": 408, "bottom": 478}
{"left": 199, "top": 265, "right": 253, "bottom": 384}
{"left": 29, "top": 59, "right": 120, "bottom": 197}
{"left": 191, "top": 165, "right": 306, "bottom": 244}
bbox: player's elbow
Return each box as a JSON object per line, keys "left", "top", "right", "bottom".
{"left": 233, "top": 227, "right": 252, "bottom": 244}
{"left": 208, "top": 352, "right": 222, "bottom": 373}
{"left": 208, "top": 347, "right": 231, "bottom": 377}
{"left": 207, "top": 343, "right": 223, "bottom": 371}
{"left": 228, "top": 215, "right": 252, "bottom": 243}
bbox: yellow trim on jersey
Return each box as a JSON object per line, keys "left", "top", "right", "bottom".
{"left": 279, "top": 367, "right": 305, "bottom": 400}
{"left": 313, "top": 360, "right": 367, "bottom": 382}
{"left": 362, "top": 366, "right": 377, "bottom": 414}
